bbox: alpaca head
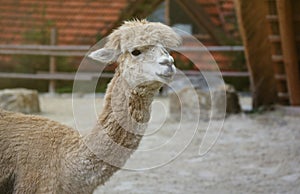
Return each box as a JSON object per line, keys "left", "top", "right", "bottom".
{"left": 89, "top": 19, "right": 182, "bottom": 89}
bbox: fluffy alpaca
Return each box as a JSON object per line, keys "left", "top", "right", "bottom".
{"left": 0, "top": 20, "right": 181, "bottom": 193}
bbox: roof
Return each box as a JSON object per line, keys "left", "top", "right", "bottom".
{"left": 0, "top": 0, "right": 238, "bottom": 45}
{"left": 0, "top": 0, "right": 128, "bottom": 45}
{"left": 0, "top": 0, "right": 241, "bottom": 72}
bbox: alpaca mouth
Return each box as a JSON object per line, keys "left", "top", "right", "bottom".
{"left": 156, "top": 65, "right": 176, "bottom": 80}
{"left": 156, "top": 72, "right": 174, "bottom": 79}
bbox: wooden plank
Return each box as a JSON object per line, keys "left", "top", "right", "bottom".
{"left": 0, "top": 45, "right": 244, "bottom": 55}
{"left": 0, "top": 44, "right": 243, "bottom": 51}
{"left": 0, "top": 49, "right": 87, "bottom": 56}
{"left": 278, "top": 92, "right": 289, "bottom": 99}
{"left": 274, "top": 74, "right": 287, "bottom": 80}
{"left": 165, "top": 0, "right": 170, "bottom": 25}
{"left": 0, "top": 45, "right": 90, "bottom": 50}
{"left": 266, "top": 14, "right": 300, "bottom": 22}
{"left": 49, "top": 28, "right": 57, "bottom": 93}
{"left": 266, "top": 15, "right": 278, "bottom": 21}
{"left": 176, "top": 46, "right": 244, "bottom": 52}
{"left": 0, "top": 73, "right": 79, "bottom": 80}
{"left": 0, "top": 72, "right": 114, "bottom": 81}
{"left": 268, "top": 35, "right": 281, "bottom": 42}
{"left": 0, "top": 44, "right": 89, "bottom": 56}
{"left": 271, "top": 55, "right": 284, "bottom": 62}
{"left": 234, "top": 0, "right": 277, "bottom": 108}
{"left": 277, "top": 0, "right": 300, "bottom": 105}
{"left": 221, "top": 71, "right": 249, "bottom": 77}
{"left": 269, "top": 34, "right": 300, "bottom": 42}
{"left": 0, "top": 71, "right": 248, "bottom": 81}
{"left": 180, "top": 70, "right": 249, "bottom": 77}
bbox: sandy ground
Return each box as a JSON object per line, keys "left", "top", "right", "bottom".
{"left": 38, "top": 94, "right": 300, "bottom": 194}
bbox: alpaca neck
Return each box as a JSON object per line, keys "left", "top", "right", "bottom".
{"left": 83, "top": 70, "right": 159, "bottom": 167}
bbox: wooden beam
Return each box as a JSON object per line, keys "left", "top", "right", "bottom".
{"left": 165, "top": 0, "right": 170, "bottom": 25}
{"left": 268, "top": 34, "right": 300, "bottom": 42}
{"left": 0, "top": 72, "right": 114, "bottom": 81}
{"left": 234, "top": 0, "right": 277, "bottom": 108}
{"left": 276, "top": 0, "right": 300, "bottom": 105}
{"left": 0, "top": 45, "right": 88, "bottom": 56}
{"left": 49, "top": 28, "right": 57, "bottom": 94}
{"left": 176, "top": 45, "right": 244, "bottom": 52}
{"left": 271, "top": 55, "right": 284, "bottom": 62}
{"left": 175, "top": 0, "right": 229, "bottom": 45}
{"left": 274, "top": 74, "right": 287, "bottom": 80}
{"left": 0, "top": 44, "right": 243, "bottom": 54}
{"left": 266, "top": 15, "right": 279, "bottom": 22}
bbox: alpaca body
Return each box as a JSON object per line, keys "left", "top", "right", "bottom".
{"left": 0, "top": 111, "right": 119, "bottom": 193}
{"left": 0, "top": 73, "right": 154, "bottom": 193}
{"left": 0, "top": 111, "right": 84, "bottom": 193}
{"left": 0, "top": 20, "right": 181, "bottom": 193}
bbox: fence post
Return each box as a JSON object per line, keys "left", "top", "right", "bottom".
{"left": 49, "top": 28, "right": 57, "bottom": 94}
{"left": 165, "top": 0, "right": 170, "bottom": 25}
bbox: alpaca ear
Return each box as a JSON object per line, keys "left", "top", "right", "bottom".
{"left": 88, "top": 48, "right": 120, "bottom": 64}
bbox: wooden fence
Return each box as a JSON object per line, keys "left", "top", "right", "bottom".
{"left": 0, "top": 32, "right": 247, "bottom": 93}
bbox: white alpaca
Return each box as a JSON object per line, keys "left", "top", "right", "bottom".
{"left": 0, "top": 19, "right": 181, "bottom": 193}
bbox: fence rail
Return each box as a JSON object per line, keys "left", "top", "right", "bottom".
{"left": 0, "top": 44, "right": 244, "bottom": 56}
{"left": 0, "top": 42, "right": 246, "bottom": 92}
{"left": 0, "top": 45, "right": 90, "bottom": 56}
{"left": 0, "top": 72, "right": 114, "bottom": 81}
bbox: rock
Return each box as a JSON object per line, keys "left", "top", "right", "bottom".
{"left": 0, "top": 88, "right": 41, "bottom": 114}
{"left": 169, "top": 83, "right": 241, "bottom": 121}
{"left": 225, "top": 85, "right": 241, "bottom": 114}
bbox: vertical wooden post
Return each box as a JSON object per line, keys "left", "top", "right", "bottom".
{"left": 165, "top": 0, "right": 170, "bottom": 25}
{"left": 234, "top": 0, "right": 277, "bottom": 108}
{"left": 277, "top": 0, "right": 300, "bottom": 105}
{"left": 49, "top": 28, "right": 57, "bottom": 94}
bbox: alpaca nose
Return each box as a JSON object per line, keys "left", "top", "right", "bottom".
{"left": 159, "top": 56, "right": 174, "bottom": 66}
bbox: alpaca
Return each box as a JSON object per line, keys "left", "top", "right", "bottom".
{"left": 0, "top": 19, "right": 181, "bottom": 193}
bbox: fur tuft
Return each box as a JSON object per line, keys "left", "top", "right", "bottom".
{"left": 104, "top": 19, "right": 182, "bottom": 53}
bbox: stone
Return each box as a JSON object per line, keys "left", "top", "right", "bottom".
{"left": 225, "top": 84, "right": 241, "bottom": 114}
{"left": 0, "top": 88, "right": 41, "bottom": 114}
{"left": 169, "top": 79, "right": 241, "bottom": 121}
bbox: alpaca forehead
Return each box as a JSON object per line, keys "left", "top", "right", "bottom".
{"left": 120, "top": 27, "right": 179, "bottom": 52}
{"left": 107, "top": 21, "right": 181, "bottom": 53}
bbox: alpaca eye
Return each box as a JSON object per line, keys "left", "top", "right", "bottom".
{"left": 131, "top": 49, "right": 141, "bottom": 56}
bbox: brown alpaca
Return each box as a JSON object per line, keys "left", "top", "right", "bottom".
{"left": 0, "top": 20, "right": 181, "bottom": 193}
